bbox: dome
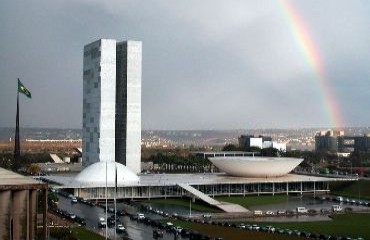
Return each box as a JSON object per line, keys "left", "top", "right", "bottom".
{"left": 74, "top": 161, "right": 139, "bottom": 187}
{"left": 209, "top": 156, "right": 303, "bottom": 178}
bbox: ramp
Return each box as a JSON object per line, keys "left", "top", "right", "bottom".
{"left": 178, "top": 183, "right": 220, "bottom": 205}
{"left": 50, "top": 154, "right": 64, "bottom": 163}
{"left": 178, "top": 184, "right": 249, "bottom": 213}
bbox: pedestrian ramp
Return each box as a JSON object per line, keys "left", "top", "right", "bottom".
{"left": 178, "top": 184, "right": 249, "bottom": 213}
{"left": 50, "top": 154, "right": 64, "bottom": 163}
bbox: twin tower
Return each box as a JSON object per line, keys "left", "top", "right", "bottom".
{"left": 82, "top": 39, "right": 141, "bottom": 174}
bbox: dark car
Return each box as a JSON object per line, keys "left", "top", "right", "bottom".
{"left": 153, "top": 229, "right": 164, "bottom": 238}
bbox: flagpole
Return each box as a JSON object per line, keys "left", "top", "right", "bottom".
{"left": 114, "top": 163, "right": 117, "bottom": 240}
{"left": 14, "top": 89, "right": 20, "bottom": 161}
{"left": 105, "top": 161, "right": 108, "bottom": 240}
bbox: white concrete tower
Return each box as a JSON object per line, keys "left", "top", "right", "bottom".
{"left": 82, "top": 39, "right": 117, "bottom": 167}
{"left": 82, "top": 39, "right": 142, "bottom": 174}
{"left": 116, "top": 41, "right": 142, "bottom": 174}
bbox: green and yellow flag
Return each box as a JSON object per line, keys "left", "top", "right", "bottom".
{"left": 18, "top": 78, "right": 31, "bottom": 99}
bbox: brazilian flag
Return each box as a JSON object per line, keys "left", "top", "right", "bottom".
{"left": 18, "top": 78, "right": 31, "bottom": 99}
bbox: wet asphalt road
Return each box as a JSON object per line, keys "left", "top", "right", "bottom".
{"left": 57, "top": 195, "right": 178, "bottom": 240}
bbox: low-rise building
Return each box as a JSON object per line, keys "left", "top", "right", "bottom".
{"left": 0, "top": 167, "right": 48, "bottom": 240}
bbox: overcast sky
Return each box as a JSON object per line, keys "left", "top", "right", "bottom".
{"left": 0, "top": 0, "right": 369, "bottom": 130}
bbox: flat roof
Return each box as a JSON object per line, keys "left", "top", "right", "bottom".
{"left": 43, "top": 172, "right": 356, "bottom": 189}
{"left": 0, "top": 167, "right": 47, "bottom": 190}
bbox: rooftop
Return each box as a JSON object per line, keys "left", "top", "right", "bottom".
{"left": 44, "top": 172, "right": 355, "bottom": 189}
{"left": 0, "top": 167, "right": 47, "bottom": 190}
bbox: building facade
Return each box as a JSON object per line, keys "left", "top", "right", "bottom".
{"left": 0, "top": 168, "right": 48, "bottom": 240}
{"left": 116, "top": 41, "right": 142, "bottom": 173}
{"left": 238, "top": 135, "right": 286, "bottom": 151}
{"left": 83, "top": 39, "right": 142, "bottom": 173}
{"left": 315, "top": 130, "right": 370, "bottom": 153}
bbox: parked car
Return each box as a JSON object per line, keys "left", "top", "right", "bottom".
{"left": 332, "top": 205, "right": 343, "bottom": 212}
{"left": 253, "top": 210, "right": 263, "bottom": 216}
{"left": 296, "top": 207, "right": 308, "bottom": 214}
{"left": 251, "top": 224, "right": 260, "bottom": 231}
{"left": 277, "top": 210, "right": 286, "bottom": 215}
{"left": 265, "top": 210, "right": 275, "bottom": 215}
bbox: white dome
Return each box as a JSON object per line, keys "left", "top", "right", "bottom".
{"left": 74, "top": 162, "right": 139, "bottom": 187}
{"left": 210, "top": 156, "right": 303, "bottom": 178}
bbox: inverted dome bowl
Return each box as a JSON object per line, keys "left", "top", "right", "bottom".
{"left": 209, "top": 156, "right": 303, "bottom": 178}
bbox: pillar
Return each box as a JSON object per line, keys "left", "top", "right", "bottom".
{"left": 286, "top": 182, "right": 289, "bottom": 195}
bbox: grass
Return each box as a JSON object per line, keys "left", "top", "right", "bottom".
{"left": 215, "top": 195, "right": 288, "bottom": 208}
{"left": 71, "top": 227, "right": 105, "bottom": 240}
{"left": 170, "top": 213, "right": 370, "bottom": 240}
{"left": 242, "top": 213, "right": 370, "bottom": 239}
{"left": 330, "top": 180, "right": 370, "bottom": 200}
{"left": 144, "top": 198, "right": 221, "bottom": 213}
{"left": 171, "top": 220, "right": 300, "bottom": 240}
{"left": 50, "top": 226, "right": 105, "bottom": 240}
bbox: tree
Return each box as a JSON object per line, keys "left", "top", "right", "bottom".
{"left": 27, "top": 163, "right": 41, "bottom": 175}
{"left": 222, "top": 144, "right": 240, "bottom": 151}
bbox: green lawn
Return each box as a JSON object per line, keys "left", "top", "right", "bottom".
{"left": 243, "top": 213, "right": 370, "bottom": 239}
{"left": 171, "top": 220, "right": 300, "bottom": 240}
{"left": 144, "top": 198, "right": 221, "bottom": 213}
{"left": 216, "top": 195, "right": 288, "bottom": 208}
{"left": 170, "top": 213, "right": 369, "bottom": 240}
{"left": 50, "top": 226, "right": 105, "bottom": 240}
{"left": 72, "top": 227, "right": 105, "bottom": 240}
{"left": 330, "top": 180, "right": 370, "bottom": 200}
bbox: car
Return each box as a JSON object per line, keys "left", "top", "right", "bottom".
{"left": 165, "top": 222, "right": 174, "bottom": 231}
{"left": 153, "top": 229, "right": 164, "bottom": 238}
{"left": 277, "top": 210, "right": 286, "bottom": 215}
{"left": 237, "top": 223, "right": 246, "bottom": 229}
{"left": 296, "top": 207, "right": 308, "bottom": 214}
{"left": 172, "top": 226, "right": 183, "bottom": 233}
{"left": 253, "top": 210, "right": 263, "bottom": 216}
{"left": 266, "top": 226, "right": 275, "bottom": 232}
{"left": 68, "top": 213, "right": 76, "bottom": 219}
{"left": 251, "top": 224, "right": 260, "bottom": 231}
{"left": 98, "top": 220, "right": 107, "bottom": 228}
{"left": 116, "top": 224, "right": 126, "bottom": 233}
{"left": 71, "top": 198, "right": 78, "bottom": 204}
{"left": 265, "top": 210, "right": 275, "bottom": 215}
{"left": 332, "top": 205, "right": 343, "bottom": 212}
{"left": 336, "top": 196, "right": 344, "bottom": 202}
{"left": 137, "top": 213, "right": 145, "bottom": 220}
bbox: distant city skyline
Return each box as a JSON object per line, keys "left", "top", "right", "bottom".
{"left": 0, "top": 1, "right": 369, "bottom": 130}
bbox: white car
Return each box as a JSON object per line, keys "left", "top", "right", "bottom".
{"left": 173, "top": 226, "right": 183, "bottom": 233}
{"left": 265, "top": 210, "right": 275, "bottom": 215}
{"left": 116, "top": 224, "right": 126, "bottom": 233}
{"left": 252, "top": 224, "right": 260, "bottom": 231}
{"left": 296, "top": 207, "right": 308, "bottom": 214}
{"left": 137, "top": 213, "right": 145, "bottom": 220}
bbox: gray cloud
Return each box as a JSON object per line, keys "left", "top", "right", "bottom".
{"left": 0, "top": 0, "right": 369, "bottom": 130}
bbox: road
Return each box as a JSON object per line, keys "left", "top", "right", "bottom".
{"left": 57, "top": 195, "right": 177, "bottom": 240}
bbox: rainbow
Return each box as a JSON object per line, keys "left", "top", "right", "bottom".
{"left": 277, "top": 0, "right": 344, "bottom": 128}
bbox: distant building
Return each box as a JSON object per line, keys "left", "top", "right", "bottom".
{"left": 82, "top": 39, "right": 141, "bottom": 174}
{"left": 353, "top": 134, "right": 370, "bottom": 152}
{"left": 315, "top": 130, "right": 343, "bottom": 152}
{"left": 315, "top": 130, "right": 370, "bottom": 153}
{"left": 0, "top": 167, "right": 47, "bottom": 240}
{"left": 238, "top": 135, "right": 286, "bottom": 151}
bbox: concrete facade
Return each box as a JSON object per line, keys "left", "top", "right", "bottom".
{"left": 116, "top": 41, "right": 142, "bottom": 174}
{"left": 83, "top": 39, "right": 142, "bottom": 173}
{"left": 83, "top": 39, "right": 117, "bottom": 167}
{"left": 0, "top": 168, "right": 47, "bottom": 240}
